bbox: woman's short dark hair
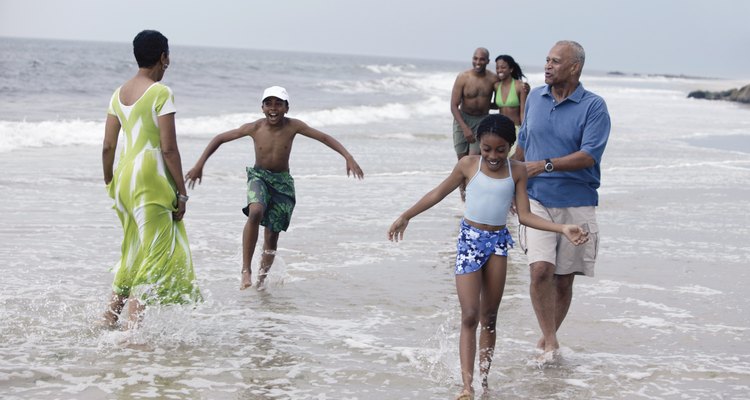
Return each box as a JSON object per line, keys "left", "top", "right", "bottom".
{"left": 133, "top": 30, "right": 168, "bottom": 68}
{"left": 477, "top": 114, "right": 516, "bottom": 146}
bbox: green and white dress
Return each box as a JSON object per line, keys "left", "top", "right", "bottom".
{"left": 106, "top": 83, "right": 200, "bottom": 304}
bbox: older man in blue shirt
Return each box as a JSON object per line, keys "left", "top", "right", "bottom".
{"left": 514, "top": 40, "right": 611, "bottom": 362}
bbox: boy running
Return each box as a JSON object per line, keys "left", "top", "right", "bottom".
{"left": 186, "top": 86, "right": 364, "bottom": 289}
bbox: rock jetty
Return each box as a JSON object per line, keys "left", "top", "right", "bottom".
{"left": 688, "top": 84, "right": 750, "bottom": 104}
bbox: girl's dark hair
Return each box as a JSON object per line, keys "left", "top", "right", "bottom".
{"left": 477, "top": 114, "right": 516, "bottom": 146}
{"left": 494, "top": 54, "right": 525, "bottom": 81}
{"left": 133, "top": 30, "right": 169, "bottom": 68}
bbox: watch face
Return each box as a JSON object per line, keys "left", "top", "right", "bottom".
{"left": 545, "top": 162, "right": 553, "bottom": 172}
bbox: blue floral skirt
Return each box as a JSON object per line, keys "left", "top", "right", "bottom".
{"left": 455, "top": 219, "right": 514, "bottom": 275}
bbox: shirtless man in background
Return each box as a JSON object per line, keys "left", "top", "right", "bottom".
{"left": 450, "top": 47, "right": 499, "bottom": 199}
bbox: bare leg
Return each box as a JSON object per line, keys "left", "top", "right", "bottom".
{"left": 530, "top": 261, "right": 559, "bottom": 354}
{"left": 455, "top": 269, "right": 482, "bottom": 398}
{"left": 125, "top": 296, "right": 145, "bottom": 330}
{"left": 554, "top": 274, "right": 575, "bottom": 330}
{"left": 102, "top": 292, "right": 126, "bottom": 329}
{"left": 256, "top": 228, "right": 279, "bottom": 290}
{"left": 536, "top": 274, "right": 575, "bottom": 349}
{"left": 477, "top": 255, "right": 507, "bottom": 390}
{"left": 241, "top": 203, "right": 264, "bottom": 290}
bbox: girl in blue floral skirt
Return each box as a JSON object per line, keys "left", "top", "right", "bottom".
{"left": 388, "top": 114, "right": 588, "bottom": 400}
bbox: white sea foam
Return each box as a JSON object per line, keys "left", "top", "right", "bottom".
{"left": 1, "top": 97, "right": 447, "bottom": 152}
{"left": 0, "top": 119, "right": 102, "bottom": 152}
{"left": 293, "top": 97, "right": 446, "bottom": 127}
{"left": 602, "top": 316, "right": 675, "bottom": 330}
{"left": 685, "top": 129, "right": 750, "bottom": 139}
{"left": 321, "top": 70, "right": 454, "bottom": 95}
{"left": 563, "top": 378, "right": 591, "bottom": 388}
{"left": 675, "top": 285, "right": 722, "bottom": 296}
{"left": 624, "top": 371, "right": 654, "bottom": 380}
{"left": 363, "top": 63, "right": 417, "bottom": 74}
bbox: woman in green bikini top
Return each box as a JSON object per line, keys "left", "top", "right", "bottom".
{"left": 493, "top": 54, "right": 527, "bottom": 127}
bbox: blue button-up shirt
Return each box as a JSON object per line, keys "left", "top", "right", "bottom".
{"left": 517, "top": 83, "right": 611, "bottom": 207}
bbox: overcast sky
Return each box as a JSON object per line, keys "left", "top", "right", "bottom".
{"left": 1, "top": 0, "right": 748, "bottom": 79}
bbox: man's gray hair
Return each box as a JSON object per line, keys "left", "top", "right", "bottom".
{"left": 556, "top": 40, "right": 585, "bottom": 67}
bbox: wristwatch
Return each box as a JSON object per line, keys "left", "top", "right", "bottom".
{"left": 544, "top": 158, "right": 554, "bottom": 173}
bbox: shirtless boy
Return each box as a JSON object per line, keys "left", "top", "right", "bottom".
{"left": 185, "top": 86, "right": 364, "bottom": 289}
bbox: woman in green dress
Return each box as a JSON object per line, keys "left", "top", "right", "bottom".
{"left": 101, "top": 30, "right": 200, "bottom": 330}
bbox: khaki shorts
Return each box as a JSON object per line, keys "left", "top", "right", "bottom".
{"left": 452, "top": 111, "right": 486, "bottom": 155}
{"left": 519, "top": 199, "right": 599, "bottom": 276}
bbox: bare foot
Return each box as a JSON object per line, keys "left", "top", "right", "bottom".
{"left": 99, "top": 309, "right": 119, "bottom": 330}
{"left": 240, "top": 269, "right": 252, "bottom": 290}
{"left": 255, "top": 268, "right": 269, "bottom": 290}
{"left": 456, "top": 388, "right": 474, "bottom": 400}
{"left": 537, "top": 336, "right": 559, "bottom": 353}
{"left": 100, "top": 293, "right": 126, "bottom": 330}
{"left": 534, "top": 349, "right": 561, "bottom": 367}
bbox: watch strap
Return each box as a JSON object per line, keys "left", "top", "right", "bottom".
{"left": 544, "top": 158, "right": 553, "bottom": 172}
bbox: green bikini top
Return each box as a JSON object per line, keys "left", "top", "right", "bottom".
{"left": 495, "top": 79, "right": 519, "bottom": 108}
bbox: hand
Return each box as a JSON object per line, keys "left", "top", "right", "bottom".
{"left": 173, "top": 199, "right": 186, "bottom": 221}
{"left": 387, "top": 217, "right": 409, "bottom": 242}
{"left": 562, "top": 224, "right": 589, "bottom": 246}
{"left": 463, "top": 126, "right": 475, "bottom": 143}
{"left": 185, "top": 166, "right": 203, "bottom": 189}
{"left": 524, "top": 160, "right": 545, "bottom": 178}
{"left": 346, "top": 157, "right": 364, "bottom": 180}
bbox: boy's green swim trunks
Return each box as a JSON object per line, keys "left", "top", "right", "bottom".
{"left": 242, "top": 167, "right": 296, "bottom": 232}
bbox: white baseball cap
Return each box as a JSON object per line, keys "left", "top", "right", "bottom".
{"left": 261, "top": 86, "right": 289, "bottom": 102}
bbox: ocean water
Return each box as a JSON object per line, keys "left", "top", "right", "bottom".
{"left": 1, "top": 37, "right": 749, "bottom": 399}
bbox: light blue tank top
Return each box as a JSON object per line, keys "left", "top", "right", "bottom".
{"left": 464, "top": 157, "right": 515, "bottom": 226}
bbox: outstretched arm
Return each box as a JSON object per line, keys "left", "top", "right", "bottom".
{"left": 185, "top": 124, "right": 253, "bottom": 188}
{"left": 297, "top": 122, "right": 364, "bottom": 179}
{"left": 388, "top": 161, "right": 466, "bottom": 242}
{"left": 512, "top": 163, "right": 588, "bottom": 245}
